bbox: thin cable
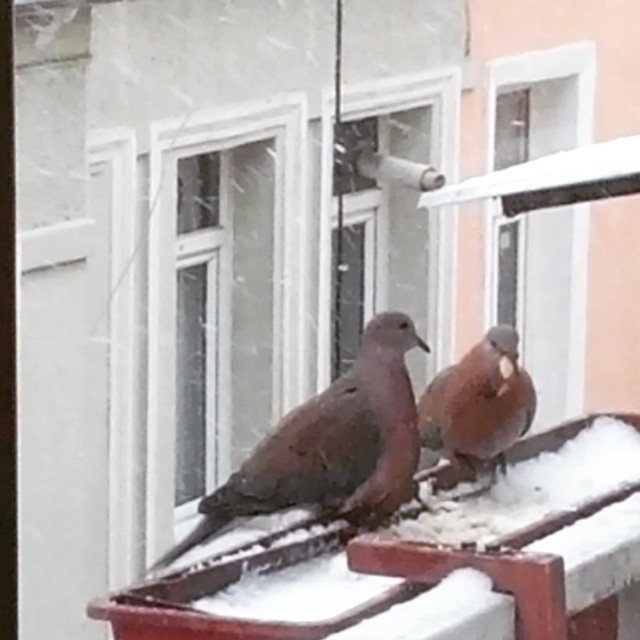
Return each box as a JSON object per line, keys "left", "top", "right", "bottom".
{"left": 89, "top": 109, "right": 194, "bottom": 338}
{"left": 332, "top": 0, "right": 344, "bottom": 381}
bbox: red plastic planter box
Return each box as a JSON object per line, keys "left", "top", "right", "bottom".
{"left": 88, "top": 583, "right": 426, "bottom": 640}
{"left": 88, "top": 526, "right": 429, "bottom": 640}
{"left": 346, "top": 411, "right": 640, "bottom": 640}
{"left": 88, "top": 572, "right": 426, "bottom": 640}
{"left": 88, "top": 412, "right": 640, "bottom": 640}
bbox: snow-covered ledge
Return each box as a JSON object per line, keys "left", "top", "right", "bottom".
{"left": 331, "top": 491, "right": 640, "bottom": 640}
{"left": 325, "top": 569, "right": 515, "bottom": 640}
{"left": 329, "top": 416, "right": 640, "bottom": 639}
{"left": 528, "top": 493, "right": 640, "bottom": 614}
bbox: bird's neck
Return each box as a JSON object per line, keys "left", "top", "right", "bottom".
{"left": 356, "top": 343, "right": 406, "bottom": 367}
{"left": 354, "top": 346, "right": 416, "bottom": 415}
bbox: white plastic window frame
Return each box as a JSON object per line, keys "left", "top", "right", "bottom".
{"left": 318, "top": 68, "right": 462, "bottom": 390}
{"left": 483, "top": 42, "right": 596, "bottom": 415}
{"left": 88, "top": 128, "right": 138, "bottom": 588}
{"left": 491, "top": 87, "right": 531, "bottom": 341}
{"left": 172, "top": 153, "right": 230, "bottom": 530}
{"left": 145, "top": 95, "right": 308, "bottom": 566}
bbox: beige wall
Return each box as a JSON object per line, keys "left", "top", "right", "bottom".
{"left": 456, "top": 0, "right": 640, "bottom": 413}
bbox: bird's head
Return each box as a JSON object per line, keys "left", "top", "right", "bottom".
{"left": 485, "top": 325, "right": 520, "bottom": 376}
{"left": 361, "top": 311, "right": 430, "bottom": 355}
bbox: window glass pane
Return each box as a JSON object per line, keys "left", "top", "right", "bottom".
{"left": 494, "top": 90, "right": 528, "bottom": 327}
{"left": 494, "top": 89, "right": 530, "bottom": 170}
{"left": 497, "top": 221, "right": 519, "bottom": 328}
{"left": 175, "top": 264, "right": 207, "bottom": 506}
{"left": 331, "top": 223, "right": 366, "bottom": 379}
{"left": 333, "top": 118, "right": 378, "bottom": 195}
{"left": 177, "top": 152, "right": 221, "bottom": 234}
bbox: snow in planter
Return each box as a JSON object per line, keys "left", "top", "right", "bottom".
{"left": 167, "top": 507, "right": 321, "bottom": 571}
{"left": 191, "top": 551, "right": 404, "bottom": 622}
{"left": 389, "top": 416, "right": 640, "bottom": 546}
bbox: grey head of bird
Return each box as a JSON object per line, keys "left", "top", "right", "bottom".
{"left": 360, "top": 311, "right": 430, "bottom": 355}
{"left": 485, "top": 324, "right": 520, "bottom": 362}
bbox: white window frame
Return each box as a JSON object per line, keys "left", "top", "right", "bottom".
{"left": 318, "top": 68, "right": 462, "bottom": 389}
{"left": 88, "top": 128, "right": 138, "bottom": 588}
{"left": 146, "top": 95, "right": 307, "bottom": 565}
{"left": 484, "top": 41, "right": 596, "bottom": 416}
{"left": 173, "top": 154, "right": 230, "bottom": 529}
{"left": 331, "top": 189, "right": 380, "bottom": 356}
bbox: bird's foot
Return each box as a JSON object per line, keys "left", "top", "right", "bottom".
{"left": 409, "top": 480, "right": 435, "bottom": 513}
{"left": 413, "top": 494, "right": 435, "bottom": 513}
{"left": 444, "top": 456, "right": 495, "bottom": 501}
{"left": 494, "top": 453, "right": 507, "bottom": 479}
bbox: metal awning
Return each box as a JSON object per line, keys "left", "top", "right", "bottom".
{"left": 418, "top": 135, "right": 640, "bottom": 216}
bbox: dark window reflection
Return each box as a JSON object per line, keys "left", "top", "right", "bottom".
{"left": 331, "top": 223, "right": 366, "bottom": 379}
{"left": 175, "top": 264, "right": 207, "bottom": 506}
{"left": 494, "top": 89, "right": 530, "bottom": 170}
{"left": 177, "top": 152, "right": 221, "bottom": 234}
{"left": 497, "top": 221, "right": 519, "bottom": 328}
{"left": 333, "top": 117, "right": 378, "bottom": 195}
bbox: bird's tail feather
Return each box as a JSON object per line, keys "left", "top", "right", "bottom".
{"left": 147, "top": 512, "right": 232, "bottom": 574}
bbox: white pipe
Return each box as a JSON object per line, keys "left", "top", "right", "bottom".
{"left": 356, "top": 150, "right": 446, "bottom": 191}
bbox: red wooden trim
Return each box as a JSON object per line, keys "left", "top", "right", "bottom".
{"left": 567, "top": 597, "right": 618, "bottom": 640}
{"left": 347, "top": 535, "right": 567, "bottom": 640}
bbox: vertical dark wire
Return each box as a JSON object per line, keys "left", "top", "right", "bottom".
{"left": 0, "top": 1, "right": 16, "bottom": 637}
{"left": 332, "top": 0, "right": 344, "bottom": 380}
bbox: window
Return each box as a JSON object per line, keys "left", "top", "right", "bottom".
{"left": 174, "top": 151, "right": 226, "bottom": 525}
{"left": 146, "top": 100, "right": 306, "bottom": 564}
{"left": 494, "top": 89, "right": 530, "bottom": 171}
{"left": 331, "top": 118, "right": 380, "bottom": 379}
{"left": 333, "top": 117, "right": 378, "bottom": 195}
{"left": 330, "top": 195, "right": 377, "bottom": 378}
{"left": 318, "top": 76, "right": 460, "bottom": 391}
{"left": 496, "top": 220, "right": 519, "bottom": 327}
{"left": 486, "top": 44, "right": 596, "bottom": 430}
{"left": 177, "top": 153, "right": 221, "bottom": 233}
{"left": 493, "top": 89, "right": 531, "bottom": 329}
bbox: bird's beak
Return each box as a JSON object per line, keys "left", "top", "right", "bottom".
{"left": 416, "top": 336, "right": 431, "bottom": 353}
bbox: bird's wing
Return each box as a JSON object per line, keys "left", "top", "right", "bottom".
{"left": 199, "top": 371, "right": 381, "bottom": 515}
{"left": 416, "top": 366, "right": 454, "bottom": 450}
{"left": 519, "top": 369, "right": 538, "bottom": 437}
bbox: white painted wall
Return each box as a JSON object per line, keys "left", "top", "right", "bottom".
{"left": 16, "top": 7, "right": 109, "bottom": 640}
{"left": 16, "top": 3, "right": 465, "bottom": 640}
{"left": 88, "top": 0, "right": 465, "bottom": 130}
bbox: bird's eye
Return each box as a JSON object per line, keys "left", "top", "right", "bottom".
{"left": 399, "top": 321, "right": 409, "bottom": 330}
{"left": 490, "top": 340, "right": 497, "bottom": 348}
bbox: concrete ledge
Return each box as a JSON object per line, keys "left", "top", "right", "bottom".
{"left": 19, "top": 217, "right": 95, "bottom": 273}
{"left": 14, "top": 4, "right": 91, "bottom": 69}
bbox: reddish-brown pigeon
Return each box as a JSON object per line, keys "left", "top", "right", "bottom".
{"left": 150, "top": 311, "right": 429, "bottom": 571}
{"left": 417, "top": 325, "right": 536, "bottom": 478}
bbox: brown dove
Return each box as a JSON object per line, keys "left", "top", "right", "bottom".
{"left": 150, "top": 311, "right": 429, "bottom": 571}
{"left": 417, "top": 325, "right": 536, "bottom": 479}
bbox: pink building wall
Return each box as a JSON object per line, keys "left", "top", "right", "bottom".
{"left": 456, "top": 0, "right": 640, "bottom": 413}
